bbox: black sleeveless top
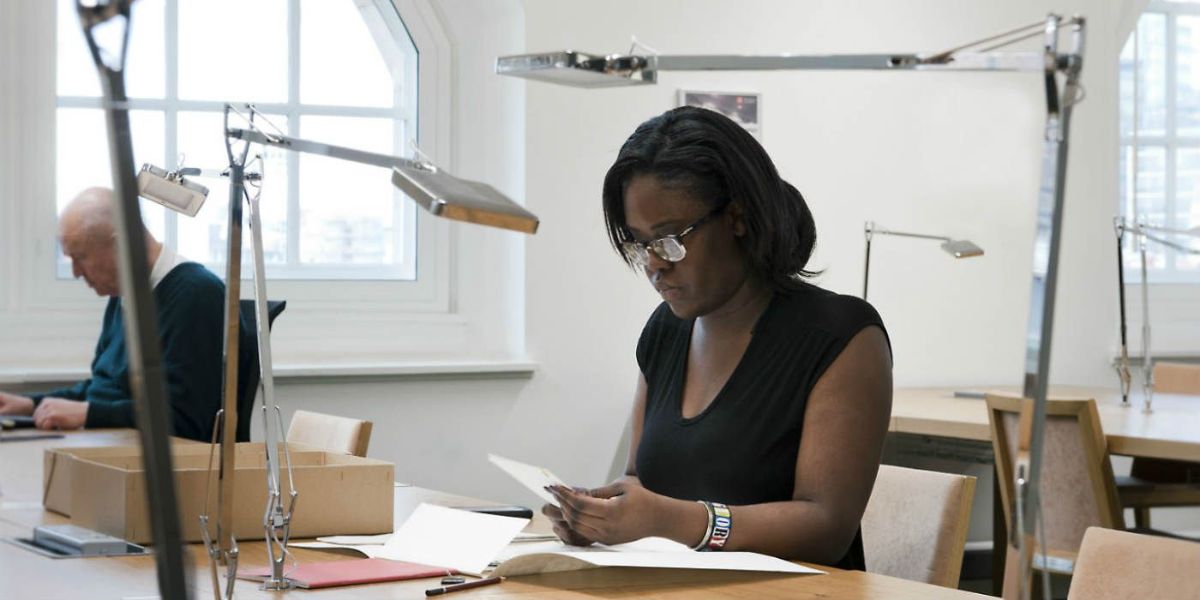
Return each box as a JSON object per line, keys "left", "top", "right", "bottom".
{"left": 634, "top": 283, "right": 888, "bottom": 570}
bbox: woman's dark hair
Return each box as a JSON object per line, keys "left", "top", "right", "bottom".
{"left": 602, "top": 106, "right": 818, "bottom": 290}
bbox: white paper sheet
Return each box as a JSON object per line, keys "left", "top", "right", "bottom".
{"left": 378, "top": 503, "right": 529, "bottom": 575}
{"left": 491, "top": 536, "right": 823, "bottom": 577}
{"left": 487, "top": 454, "right": 568, "bottom": 507}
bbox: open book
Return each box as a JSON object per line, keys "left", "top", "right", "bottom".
{"left": 489, "top": 537, "right": 823, "bottom": 577}
{"left": 297, "top": 534, "right": 823, "bottom": 578}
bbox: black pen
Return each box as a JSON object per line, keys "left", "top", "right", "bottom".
{"left": 425, "top": 576, "right": 505, "bottom": 596}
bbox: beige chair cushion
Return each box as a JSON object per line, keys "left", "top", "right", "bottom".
{"left": 286, "top": 410, "right": 373, "bottom": 457}
{"left": 999, "top": 410, "right": 1105, "bottom": 555}
{"left": 1068, "top": 527, "right": 1200, "bottom": 600}
{"left": 861, "top": 465, "right": 976, "bottom": 588}
{"left": 1153, "top": 362, "right": 1200, "bottom": 395}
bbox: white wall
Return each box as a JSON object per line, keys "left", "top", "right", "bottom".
{"left": 519, "top": 0, "right": 1132, "bottom": 393}
{"left": 384, "top": 0, "right": 1142, "bottom": 506}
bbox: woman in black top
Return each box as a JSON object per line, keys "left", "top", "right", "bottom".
{"left": 544, "top": 106, "right": 893, "bottom": 569}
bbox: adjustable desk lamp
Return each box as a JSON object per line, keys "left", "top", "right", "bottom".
{"left": 861, "top": 221, "right": 984, "bottom": 301}
{"left": 497, "top": 15, "right": 1085, "bottom": 600}
{"left": 195, "top": 104, "right": 538, "bottom": 594}
{"left": 1113, "top": 219, "right": 1200, "bottom": 414}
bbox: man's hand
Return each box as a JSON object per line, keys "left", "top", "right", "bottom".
{"left": 0, "top": 391, "right": 35, "bottom": 416}
{"left": 32, "top": 398, "right": 88, "bottom": 430}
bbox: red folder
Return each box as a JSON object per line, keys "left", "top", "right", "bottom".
{"left": 239, "top": 558, "right": 453, "bottom": 589}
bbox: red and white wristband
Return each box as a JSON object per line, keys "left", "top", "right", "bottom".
{"left": 692, "top": 500, "right": 732, "bottom": 551}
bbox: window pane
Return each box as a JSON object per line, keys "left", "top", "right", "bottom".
{"left": 1120, "top": 35, "right": 1135, "bottom": 138}
{"left": 1179, "top": 16, "right": 1200, "bottom": 137}
{"left": 300, "top": 0, "right": 394, "bottom": 108}
{"left": 298, "top": 116, "right": 398, "bottom": 266}
{"left": 178, "top": 0, "right": 288, "bottom": 103}
{"left": 175, "top": 111, "right": 289, "bottom": 270}
{"left": 56, "top": 108, "right": 167, "bottom": 237}
{"left": 1128, "top": 145, "right": 1166, "bottom": 270}
{"left": 1138, "top": 13, "right": 1168, "bottom": 137}
{"left": 57, "top": 0, "right": 165, "bottom": 99}
{"left": 1177, "top": 149, "right": 1200, "bottom": 271}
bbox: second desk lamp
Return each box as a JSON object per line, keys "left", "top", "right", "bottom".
{"left": 1113, "top": 218, "right": 1200, "bottom": 413}
{"left": 861, "top": 221, "right": 984, "bottom": 301}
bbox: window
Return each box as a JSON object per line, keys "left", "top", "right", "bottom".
{"left": 55, "top": 0, "right": 420, "bottom": 280}
{"left": 1120, "top": 0, "right": 1200, "bottom": 283}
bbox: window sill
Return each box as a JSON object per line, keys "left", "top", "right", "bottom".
{"left": 0, "top": 360, "right": 537, "bottom": 387}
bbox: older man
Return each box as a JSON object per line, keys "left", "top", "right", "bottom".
{"left": 0, "top": 187, "right": 227, "bottom": 441}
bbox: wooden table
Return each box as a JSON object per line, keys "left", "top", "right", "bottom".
{"left": 0, "top": 430, "right": 989, "bottom": 599}
{"left": 892, "top": 386, "right": 1200, "bottom": 461}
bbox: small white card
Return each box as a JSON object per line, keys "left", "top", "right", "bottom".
{"left": 488, "top": 453, "right": 568, "bottom": 507}
{"left": 380, "top": 503, "right": 529, "bottom": 575}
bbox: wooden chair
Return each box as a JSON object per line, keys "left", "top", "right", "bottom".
{"left": 861, "top": 465, "right": 976, "bottom": 588}
{"left": 1067, "top": 527, "right": 1200, "bottom": 600}
{"left": 986, "top": 394, "right": 1124, "bottom": 596}
{"left": 286, "top": 410, "right": 373, "bottom": 457}
{"left": 1118, "top": 361, "right": 1200, "bottom": 528}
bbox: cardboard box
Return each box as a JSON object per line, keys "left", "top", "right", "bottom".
{"left": 42, "top": 439, "right": 206, "bottom": 517}
{"left": 45, "top": 442, "right": 394, "bottom": 544}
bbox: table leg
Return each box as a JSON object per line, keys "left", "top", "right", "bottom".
{"left": 992, "top": 467, "right": 1006, "bottom": 596}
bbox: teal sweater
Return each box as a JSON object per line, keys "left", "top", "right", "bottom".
{"left": 31, "top": 263, "right": 227, "bottom": 441}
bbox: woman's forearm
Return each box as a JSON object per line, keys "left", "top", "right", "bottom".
{"left": 651, "top": 495, "right": 852, "bottom": 564}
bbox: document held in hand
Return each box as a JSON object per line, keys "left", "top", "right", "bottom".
{"left": 487, "top": 453, "right": 569, "bottom": 507}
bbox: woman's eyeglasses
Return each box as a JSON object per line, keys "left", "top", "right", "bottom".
{"left": 621, "top": 206, "right": 725, "bottom": 267}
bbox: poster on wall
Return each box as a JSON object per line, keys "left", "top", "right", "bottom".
{"left": 678, "top": 91, "right": 761, "bottom": 140}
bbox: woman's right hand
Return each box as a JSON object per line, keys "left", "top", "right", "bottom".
{"left": 542, "top": 501, "right": 596, "bottom": 547}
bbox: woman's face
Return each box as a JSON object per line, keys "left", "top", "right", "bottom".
{"left": 622, "top": 174, "right": 751, "bottom": 319}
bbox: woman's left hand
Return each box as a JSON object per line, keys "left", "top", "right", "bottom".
{"left": 547, "top": 480, "right": 665, "bottom": 546}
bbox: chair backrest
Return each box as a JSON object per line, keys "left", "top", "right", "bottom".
{"left": 986, "top": 394, "right": 1123, "bottom": 562}
{"left": 235, "top": 299, "right": 287, "bottom": 442}
{"left": 861, "top": 465, "right": 976, "bottom": 588}
{"left": 1152, "top": 361, "right": 1200, "bottom": 395}
{"left": 1068, "top": 527, "right": 1200, "bottom": 600}
{"left": 286, "top": 410, "right": 373, "bottom": 457}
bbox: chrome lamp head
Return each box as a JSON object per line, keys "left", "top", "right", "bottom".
{"left": 495, "top": 51, "right": 655, "bottom": 88}
{"left": 940, "top": 239, "right": 985, "bottom": 258}
{"left": 137, "top": 163, "right": 209, "bottom": 217}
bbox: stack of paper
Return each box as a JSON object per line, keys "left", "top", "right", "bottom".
{"left": 292, "top": 503, "right": 528, "bottom": 575}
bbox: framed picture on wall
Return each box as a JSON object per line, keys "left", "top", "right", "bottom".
{"left": 678, "top": 91, "right": 761, "bottom": 139}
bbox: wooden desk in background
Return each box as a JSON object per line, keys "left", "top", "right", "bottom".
{"left": 892, "top": 386, "right": 1200, "bottom": 461}
{"left": 0, "top": 430, "right": 989, "bottom": 599}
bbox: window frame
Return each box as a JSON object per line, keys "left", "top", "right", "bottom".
{"left": 53, "top": 0, "right": 425, "bottom": 283}
{"left": 0, "top": 0, "right": 531, "bottom": 372}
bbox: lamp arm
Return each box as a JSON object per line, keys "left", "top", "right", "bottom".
{"left": 228, "top": 127, "right": 422, "bottom": 171}
{"left": 862, "top": 237, "right": 872, "bottom": 301}
{"left": 867, "top": 229, "right": 953, "bottom": 243}
{"left": 1139, "top": 234, "right": 1153, "bottom": 415}
{"left": 1138, "top": 223, "right": 1200, "bottom": 238}
{"left": 1115, "top": 219, "right": 1132, "bottom": 406}
{"left": 1015, "top": 14, "right": 1084, "bottom": 600}
{"left": 1140, "top": 231, "right": 1200, "bottom": 255}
